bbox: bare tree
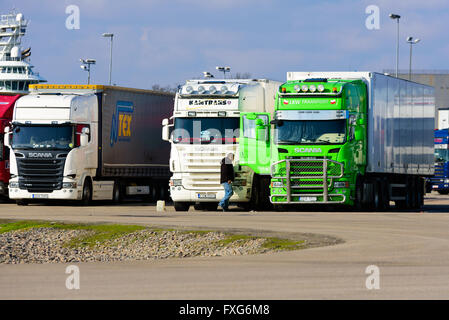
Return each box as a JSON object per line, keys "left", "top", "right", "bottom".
{"left": 151, "top": 84, "right": 179, "bottom": 93}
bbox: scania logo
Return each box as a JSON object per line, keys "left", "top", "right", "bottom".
{"left": 295, "top": 147, "right": 322, "bottom": 153}
{"left": 28, "top": 152, "right": 53, "bottom": 158}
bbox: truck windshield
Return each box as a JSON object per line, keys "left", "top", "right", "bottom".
{"left": 11, "top": 125, "right": 74, "bottom": 150}
{"left": 435, "top": 149, "right": 449, "bottom": 162}
{"left": 173, "top": 117, "right": 240, "bottom": 144}
{"left": 275, "top": 120, "right": 346, "bottom": 145}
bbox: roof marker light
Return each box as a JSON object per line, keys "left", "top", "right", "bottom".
{"left": 317, "top": 84, "right": 325, "bottom": 92}
{"left": 281, "top": 87, "right": 287, "bottom": 93}
{"left": 309, "top": 85, "right": 317, "bottom": 93}
{"left": 185, "top": 86, "right": 193, "bottom": 93}
{"left": 198, "top": 86, "right": 206, "bottom": 94}
{"left": 221, "top": 86, "right": 228, "bottom": 93}
{"left": 301, "top": 85, "right": 308, "bottom": 92}
{"left": 294, "top": 85, "right": 301, "bottom": 92}
{"left": 209, "top": 85, "right": 217, "bottom": 93}
{"left": 332, "top": 87, "right": 338, "bottom": 93}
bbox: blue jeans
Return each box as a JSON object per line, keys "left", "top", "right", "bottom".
{"left": 219, "top": 182, "right": 233, "bottom": 209}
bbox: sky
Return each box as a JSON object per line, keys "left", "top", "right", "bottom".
{"left": 3, "top": 0, "right": 449, "bottom": 89}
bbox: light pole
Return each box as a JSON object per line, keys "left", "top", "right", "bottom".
{"left": 389, "top": 13, "right": 401, "bottom": 78}
{"left": 216, "top": 66, "right": 230, "bottom": 78}
{"left": 102, "top": 33, "right": 114, "bottom": 85}
{"left": 203, "top": 71, "right": 214, "bottom": 78}
{"left": 406, "top": 36, "right": 420, "bottom": 81}
{"left": 80, "top": 58, "right": 96, "bottom": 84}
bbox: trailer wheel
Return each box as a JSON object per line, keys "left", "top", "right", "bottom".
{"left": 112, "top": 181, "right": 121, "bottom": 204}
{"left": 174, "top": 202, "right": 190, "bottom": 212}
{"left": 81, "top": 179, "right": 92, "bottom": 206}
{"left": 372, "top": 180, "right": 381, "bottom": 211}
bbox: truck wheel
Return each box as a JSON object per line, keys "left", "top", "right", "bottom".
{"left": 112, "top": 181, "right": 121, "bottom": 204}
{"left": 81, "top": 179, "right": 92, "bottom": 206}
{"left": 354, "top": 176, "right": 365, "bottom": 211}
{"left": 174, "top": 202, "right": 190, "bottom": 212}
{"left": 16, "top": 199, "right": 28, "bottom": 206}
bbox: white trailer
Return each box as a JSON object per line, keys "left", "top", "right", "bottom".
{"left": 162, "top": 79, "right": 281, "bottom": 211}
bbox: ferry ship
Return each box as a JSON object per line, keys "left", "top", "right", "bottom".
{"left": 0, "top": 11, "right": 45, "bottom": 95}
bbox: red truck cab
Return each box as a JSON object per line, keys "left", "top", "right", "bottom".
{"left": 0, "top": 95, "right": 20, "bottom": 198}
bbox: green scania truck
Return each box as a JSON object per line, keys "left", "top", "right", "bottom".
{"left": 239, "top": 72, "right": 435, "bottom": 210}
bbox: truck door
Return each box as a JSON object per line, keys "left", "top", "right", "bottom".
{"left": 239, "top": 112, "right": 271, "bottom": 174}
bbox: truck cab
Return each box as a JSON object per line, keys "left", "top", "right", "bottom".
{"left": 163, "top": 79, "right": 280, "bottom": 211}
{"left": 242, "top": 78, "right": 366, "bottom": 206}
{"left": 430, "top": 129, "right": 449, "bottom": 194}
{"left": 5, "top": 90, "right": 98, "bottom": 203}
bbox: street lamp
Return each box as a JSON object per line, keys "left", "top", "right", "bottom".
{"left": 203, "top": 71, "right": 214, "bottom": 78}
{"left": 102, "top": 33, "right": 114, "bottom": 85}
{"left": 406, "top": 36, "right": 420, "bottom": 81}
{"left": 80, "top": 58, "right": 96, "bottom": 84}
{"left": 389, "top": 13, "right": 401, "bottom": 78}
{"left": 216, "top": 66, "right": 230, "bottom": 79}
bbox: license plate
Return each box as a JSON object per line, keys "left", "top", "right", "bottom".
{"left": 32, "top": 194, "right": 48, "bottom": 199}
{"left": 197, "top": 193, "right": 216, "bottom": 199}
{"left": 299, "top": 196, "right": 317, "bottom": 202}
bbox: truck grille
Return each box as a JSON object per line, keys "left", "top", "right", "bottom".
{"left": 434, "top": 163, "right": 446, "bottom": 178}
{"left": 270, "top": 158, "right": 344, "bottom": 203}
{"left": 17, "top": 157, "right": 66, "bottom": 193}
{"left": 182, "top": 151, "right": 228, "bottom": 190}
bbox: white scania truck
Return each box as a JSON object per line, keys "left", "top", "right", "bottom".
{"left": 5, "top": 84, "right": 173, "bottom": 205}
{"left": 162, "top": 79, "right": 281, "bottom": 211}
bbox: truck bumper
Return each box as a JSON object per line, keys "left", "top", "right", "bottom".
{"left": 8, "top": 187, "right": 82, "bottom": 200}
{"left": 169, "top": 185, "right": 251, "bottom": 203}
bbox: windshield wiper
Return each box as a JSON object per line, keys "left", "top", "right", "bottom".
{"left": 277, "top": 140, "right": 299, "bottom": 145}
{"left": 315, "top": 139, "right": 334, "bottom": 144}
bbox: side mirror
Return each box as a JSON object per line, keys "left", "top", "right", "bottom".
{"left": 4, "top": 126, "right": 10, "bottom": 147}
{"left": 80, "top": 133, "right": 89, "bottom": 147}
{"left": 354, "top": 127, "right": 364, "bottom": 141}
{"left": 81, "top": 127, "right": 90, "bottom": 135}
{"left": 162, "top": 118, "right": 170, "bottom": 141}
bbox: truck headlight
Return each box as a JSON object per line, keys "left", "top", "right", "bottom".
{"left": 271, "top": 181, "right": 284, "bottom": 188}
{"left": 334, "top": 181, "right": 349, "bottom": 188}
{"left": 169, "top": 179, "right": 182, "bottom": 186}
{"left": 444, "top": 179, "right": 449, "bottom": 183}
{"left": 9, "top": 182, "right": 19, "bottom": 188}
{"left": 62, "top": 182, "right": 77, "bottom": 189}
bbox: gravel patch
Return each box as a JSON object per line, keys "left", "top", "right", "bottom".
{"left": 0, "top": 228, "right": 273, "bottom": 264}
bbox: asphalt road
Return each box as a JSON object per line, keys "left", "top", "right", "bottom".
{"left": 0, "top": 193, "right": 449, "bottom": 299}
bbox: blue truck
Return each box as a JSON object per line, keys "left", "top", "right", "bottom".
{"left": 430, "top": 129, "right": 449, "bottom": 194}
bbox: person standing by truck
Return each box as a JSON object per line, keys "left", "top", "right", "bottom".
{"left": 219, "top": 153, "right": 235, "bottom": 211}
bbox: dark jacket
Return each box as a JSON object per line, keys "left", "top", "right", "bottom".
{"left": 220, "top": 157, "right": 235, "bottom": 184}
